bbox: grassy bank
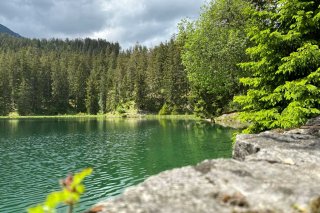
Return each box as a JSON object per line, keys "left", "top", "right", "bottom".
{"left": 0, "top": 114, "right": 105, "bottom": 119}
{"left": 0, "top": 113, "right": 198, "bottom": 120}
{"left": 145, "top": 114, "right": 198, "bottom": 120}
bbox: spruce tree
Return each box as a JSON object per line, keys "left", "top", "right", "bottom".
{"left": 234, "top": 0, "right": 320, "bottom": 133}
{"left": 51, "top": 58, "right": 69, "bottom": 114}
{"left": 85, "top": 73, "right": 99, "bottom": 114}
{"left": 0, "top": 53, "right": 11, "bottom": 115}
{"left": 17, "top": 79, "right": 32, "bottom": 115}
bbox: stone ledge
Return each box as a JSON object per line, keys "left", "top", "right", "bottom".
{"left": 88, "top": 117, "right": 320, "bottom": 213}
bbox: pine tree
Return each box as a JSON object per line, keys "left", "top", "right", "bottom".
{"left": 234, "top": 0, "right": 320, "bottom": 133}
{"left": 145, "top": 45, "right": 166, "bottom": 112}
{"left": 68, "top": 54, "right": 89, "bottom": 113}
{"left": 38, "top": 54, "right": 53, "bottom": 114}
{"left": 17, "top": 79, "right": 32, "bottom": 115}
{"left": 0, "top": 34, "right": 191, "bottom": 115}
{"left": 0, "top": 53, "right": 12, "bottom": 115}
{"left": 85, "top": 65, "right": 99, "bottom": 114}
{"left": 133, "top": 45, "right": 148, "bottom": 110}
{"left": 51, "top": 57, "right": 69, "bottom": 114}
{"left": 169, "top": 39, "right": 189, "bottom": 113}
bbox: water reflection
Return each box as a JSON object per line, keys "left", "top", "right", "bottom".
{"left": 0, "top": 118, "right": 234, "bottom": 213}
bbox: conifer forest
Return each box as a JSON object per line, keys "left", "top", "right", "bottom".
{"left": 0, "top": 0, "right": 319, "bottom": 133}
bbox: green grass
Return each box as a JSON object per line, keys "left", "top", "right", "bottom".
{"left": 145, "top": 114, "right": 198, "bottom": 120}
{"left": 0, "top": 113, "right": 199, "bottom": 120}
{"left": 0, "top": 114, "right": 106, "bottom": 119}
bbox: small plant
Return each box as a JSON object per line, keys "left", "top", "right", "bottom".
{"left": 8, "top": 111, "right": 19, "bottom": 117}
{"left": 159, "top": 103, "right": 171, "bottom": 115}
{"left": 116, "top": 104, "right": 126, "bottom": 114}
{"left": 232, "top": 132, "right": 241, "bottom": 147}
{"left": 171, "top": 105, "right": 180, "bottom": 115}
{"left": 28, "top": 168, "right": 92, "bottom": 213}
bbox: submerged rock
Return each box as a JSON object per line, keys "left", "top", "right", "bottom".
{"left": 90, "top": 117, "right": 320, "bottom": 213}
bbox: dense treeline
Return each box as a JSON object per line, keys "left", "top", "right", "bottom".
{"left": 0, "top": 35, "right": 189, "bottom": 115}
{"left": 178, "top": 0, "right": 251, "bottom": 118}
{"left": 0, "top": 0, "right": 319, "bottom": 133}
{"left": 179, "top": 0, "right": 320, "bottom": 132}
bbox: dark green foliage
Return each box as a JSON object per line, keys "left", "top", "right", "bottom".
{"left": 0, "top": 53, "right": 12, "bottom": 115}
{"left": 178, "top": 0, "right": 251, "bottom": 118}
{"left": 159, "top": 103, "right": 171, "bottom": 115}
{"left": 2, "top": 0, "right": 317, "bottom": 134}
{"left": 234, "top": 0, "right": 320, "bottom": 133}
{"left": 51, "top": 57, "right": 69, "bottom": 114}
{"left": 85, "top": 72, "right": 100, "bottom": 114}
{"left": 17, "top": 79, "right": 33, "bottom": 115}
{"left": 0, "top": 35, "right": 190, "bottom": 116}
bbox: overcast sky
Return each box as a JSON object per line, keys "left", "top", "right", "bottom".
{"left": 0, "top": 0, "right": 205, "bottom": 48}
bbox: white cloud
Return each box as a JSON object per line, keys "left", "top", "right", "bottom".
{"left": 0, "top": 0, "right": 205, "bottom": 48}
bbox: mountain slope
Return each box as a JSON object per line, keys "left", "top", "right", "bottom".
{"left": 0, "top": 24, "right": 21, "bottom": 37}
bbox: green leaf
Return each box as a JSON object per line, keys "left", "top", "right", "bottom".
{"left": 45, "top": 191, "right": 65, "bottom": 208}
{"left": 27, "top": 168, "right": 93, "bottom": 213}
{"left": 72, "top": 168, "right": 93, "bottom": 187}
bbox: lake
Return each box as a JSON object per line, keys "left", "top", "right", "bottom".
{"left": 0, "top": 118, "right": 235, "bottom": 212}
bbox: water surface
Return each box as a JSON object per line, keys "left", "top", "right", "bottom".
{"left": 0, "top": 118, "right": 234, "bottom": 212}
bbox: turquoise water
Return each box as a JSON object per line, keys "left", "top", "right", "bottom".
{"left": 0, "top": 118, "right": 234, "bottom": 212}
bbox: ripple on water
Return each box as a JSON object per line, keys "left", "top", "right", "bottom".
{"left": 0, "top": 118, "right": 234, "bottom": 212}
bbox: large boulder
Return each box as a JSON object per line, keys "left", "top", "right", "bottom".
{"left": 89, "top": 117, "right": 320, "bottom": 213}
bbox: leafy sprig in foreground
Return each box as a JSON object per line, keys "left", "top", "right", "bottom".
{"left": 28, "top": 168, "right": 92, "bottom": 213}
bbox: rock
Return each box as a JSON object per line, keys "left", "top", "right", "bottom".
{"left": 92, "top": 116, "right": 320, "bottom": 213}
{"left": 306, "top": 116, "right": 320, "bottom": 126}
{"left": 233, "top": 130, "right": 320, "bottom": 167}
{"left": 214, "top": 113, "right": 249, "bottom": 129}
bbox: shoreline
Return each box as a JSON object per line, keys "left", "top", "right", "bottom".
{"left": 0, "top": 114, "right": 199, "bottom": 120}
{"left": 88, "top": 116, "right": 320, "bottom": 213}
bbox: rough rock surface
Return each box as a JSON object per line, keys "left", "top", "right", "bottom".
{"left": 91, "top": 117, "right": 320, "bottom": 213}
